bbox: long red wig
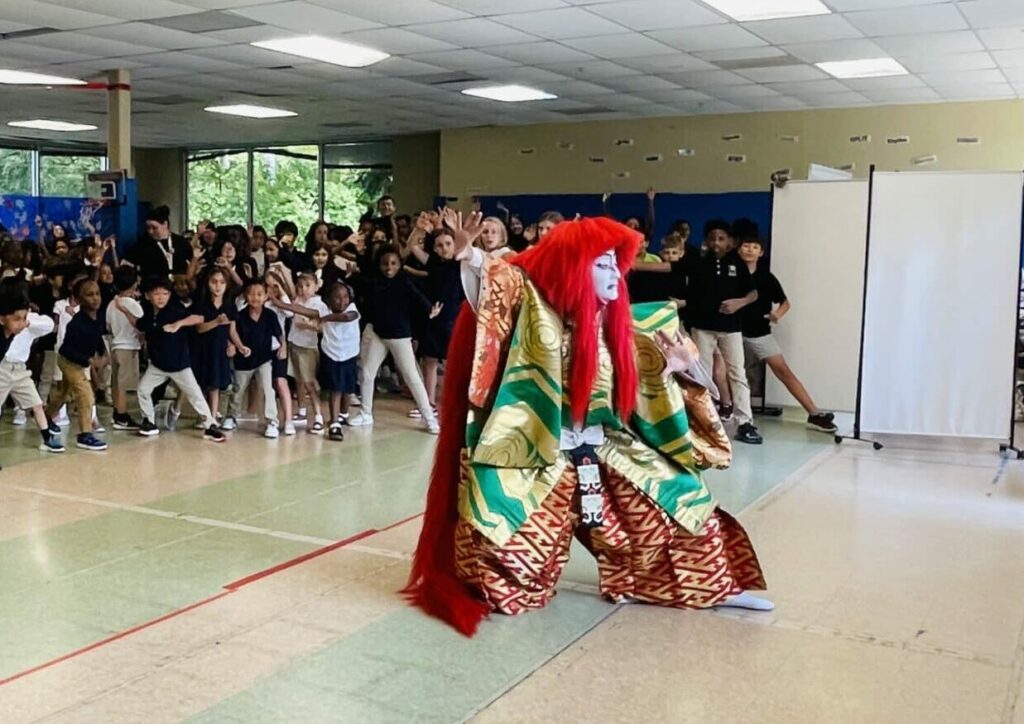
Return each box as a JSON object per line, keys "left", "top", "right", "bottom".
{"left": 511, "top": 216, "right": 642, "bottom": 425}
{"left": 404, "top": 216, "right": 643, "bottom": 636}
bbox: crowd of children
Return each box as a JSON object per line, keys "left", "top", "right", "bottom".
{"left": 0, "top": 190, "right": 833, "bottom": 463}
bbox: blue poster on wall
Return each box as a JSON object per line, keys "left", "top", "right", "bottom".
{"left": 0, "top": 195, "right": 117, "bottom": 243}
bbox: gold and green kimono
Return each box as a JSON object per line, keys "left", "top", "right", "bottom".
{"left": 452, "top": 258, "right": 765, "bottom": 614}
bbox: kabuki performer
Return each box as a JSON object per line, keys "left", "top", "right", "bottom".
{"left": 404, "top": 213, "right": 772, "bottom": 636}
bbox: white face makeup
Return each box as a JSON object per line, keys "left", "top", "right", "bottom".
{"left": 592, "top": 251, "right": 620, "bottom": 304}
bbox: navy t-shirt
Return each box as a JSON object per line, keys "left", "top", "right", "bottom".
{"left": 743, "top": 267, "right": 787, "bottom": 339}
{"left": 366, "top": 274, "right": 431, "bottom": 339}
{"left": 234, "top": 307, "right": 282, "bottom": 371}
{"left": 138, "top": 301, "right": 196, "bottom": 372}
{"left": 59, "top": 311, "right": 107, "bottom": 366}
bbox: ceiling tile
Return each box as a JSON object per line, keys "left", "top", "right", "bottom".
{"left": 405, "top": 18, "right": 540, "bottom": 46}
{"left": 84, "top": 22, "right": 225, "bottom": 50}
{"left": 731, "top": 95, "right": 806, "bottom": 110}
{"left": 768, "top": 79, "right": 851, "bottom": 95}
{"left": 978, "top": 26, "right": 1024, "bottom": 50}
{"left": 0, "top": 1, "right": 120, "bottom": 30}
{"left": 51, "top": 0, "right": 201, "bottom": 20}
{"left": 826, "top": 0, "right": 952, "bottom": 8}
{"left": 491, "top": 8, "right": 624, "bottom": 39}
{"left": 596, "top": 74, "right": 679, "bottom": 92}
{"left": 190, "top": 44, "right": 320, "bottom": 66}
{"left": 918, "top": 68, "right": 1006, "bottom": 86}
{"left": 993, "top": 48, "right": 1024, "bottom": 67}
{"left": 370, "top": 57, "right": 451, "bottom": 76}
{"left": 844, "top": 4, "right": 968, "bottom": 36}
{"left": 695, "top": 46, "right": 787, "bottom": 62}
{"left": 406, "top": 48, "right": 519, "bottom": 70}
{"left": 562, "top": 34, "right": 678, "bottom": 59}
{"left": 483, "top": 41, "right": 594, "bottom": 64}
{"left": 338, "top": 27, "right": 458, "bottom": 54}
{"left": 538, "top": 79, "right": 615, "bottom": 95}
{"left": 198, "top": 25, "right": 287, "bottom": 43}
{"left": 485, "top": 65, "right": 570, "bottom": 83}
{"left": 901, "top": 51, "right": 996, "bottom": 73}
{"left": 736, "top": 64, "right": 829, "bottom": 83}
{"left": 6, "top": 33, "right": 157, "bottom": 57}
{"left": 660, "top": 69, "right": 750, "bottom": 87}
{"left": 873, "top": 31, "right": 986, "bottom": 57}
{"left": 959, "top": 0, "right": 1024, "bottom": 30}
{"left": 436, "top": 0, "right": 569, "bottom": 13}
{"left": 861, "top": 86, "right": 942, "bottom": 103}
{"left": 842, "top": 73, "right": 928, "bottom": 90}
{"left": 783, "top": 38, "right": 886, "bottom": 63}
{"left": 614, "top": 53, "right": 716, "bottom": 73}
{"left": 804, "top": 91, "right": 871, "bottom": 106}
{"left": 741, "top": 15, "right": 862, "bottom": 45}
{"left": 710, "top": 84, "right": 781, "bottom": 100}
{"left": 648, "top": 24, "right": 767, "bottom": 52}
{"left": 635, "top": 88, "right": 714, "bottom": 103}
{"left": 935, "top": 83, "right": 1014, "bottom": 99}
{"left": 585, "top": 0, "right": 725, "bottom": 32}
{"left": 539, "top": 59, "right": 642, "bottom": 79}
{"left": 0, "top": 43, "right": 92, "bottom": 66}
{"left": 228, "top": 2, "right": 382, "bottom": 33}
{"left": 129, "top": 51, "right": 249, "bottom": 73}
{"left": 306, "top": 0, "right": 470, "bottom": 24}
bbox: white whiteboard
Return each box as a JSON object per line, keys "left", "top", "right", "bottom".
{"left": 766, "top": 180, "right": 869, "bottom": 413}
{"left": 861, "top": 171, "right": 1022, "bottom": 439}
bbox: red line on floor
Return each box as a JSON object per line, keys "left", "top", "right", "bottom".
{"left": 222, "top": 528, "right": 379, "bottom": 591}
{"left": 0, "top": 513, "right": 427, "bottom": 688}
{"left": 0, "top": 591, "right": 233, "bottom": 687}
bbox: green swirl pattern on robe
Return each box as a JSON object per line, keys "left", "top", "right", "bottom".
{"left": 458, "top": 283, "right": 716, "bottom": 547}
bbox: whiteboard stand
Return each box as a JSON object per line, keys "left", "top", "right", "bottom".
{"left": 834, "top": 164, "right": 884, "bottom": 451}
{"left": 1000, "top": 178, "right": 1024, "bottom": 460}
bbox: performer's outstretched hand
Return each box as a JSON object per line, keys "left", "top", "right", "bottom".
{"left": 655, "top": 330, "right": 696, "bottom": 374}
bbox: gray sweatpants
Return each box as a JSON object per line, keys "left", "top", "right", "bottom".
{"left": 138, "top": 366, "right": 214, "bottom": 428}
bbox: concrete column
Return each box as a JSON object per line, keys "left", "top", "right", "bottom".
{"left": 106, "top": 69, "right": 131, "bottom": 174}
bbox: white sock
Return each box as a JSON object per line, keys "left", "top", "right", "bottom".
{"left": 717, "top": 591, "right": 775, "bottom": 611}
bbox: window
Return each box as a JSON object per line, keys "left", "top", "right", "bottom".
{"left": 39, "top": 153, "right": 103, "bottom": 197}
{"left": 323, "top": 142, "right": 392, "bottom": 228}
{"left": 187, "top": 150, "right": 250, "bottom": 229}
{"left": 253, "top": 145, "right": 320, "bottom": 233}
{"left": 0, "top": 148, "right": 32, "bottom": 195}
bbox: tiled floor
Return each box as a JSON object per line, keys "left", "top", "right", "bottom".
{"left": 0, "top": 401, "right": 1021, "bottom": 723}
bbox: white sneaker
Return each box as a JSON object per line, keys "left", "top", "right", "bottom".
{"left": 91, "top": 417, "right": 106, "bottom": 434}
{"left": 425, "top": 417, "right": 440, "bottom": 435}
{"left": 348, "top": 412, "right": 374, "bottom": 427}
{"left": 220, "top": 416, "right": 238, "bottom": 431}
{"left": 55, "top": 405, "right": 70, "bottom": 427}
{"left": 12, "top": 408, "right": 27, "bottom": 426}
{"left": 166, "top": 405, "right": 181, "bottom": 431}
{"left": 264, "top": 420, "right": 280, "bottom": 439}
{"left": 295, "top": 407, "right": 307, "bottom": 419}
{"left": 284, "top": 421, "right": 296, "bottom": 436}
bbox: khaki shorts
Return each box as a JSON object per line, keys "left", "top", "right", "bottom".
{"left": 290, "top": 345, "right": 319, "bottom": 384}
{"left": 111, "top": 348, "right": 140, "bottom": 391}
{"left": 0, "top": 361, "right": 42, "bottom": 409}
{"left": 743, "top": 334, "right": 782, "bottom": 362}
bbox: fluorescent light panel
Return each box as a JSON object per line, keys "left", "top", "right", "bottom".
{"left": 251, "top": 36, "right": 388, "bottom": 67}
{"left": 8, "top": 119, "right": 97, "bottom": 132}
{"left": 817, "top": 57, "right": 908, "bottom": 79}
{"left": 461, "top": 85, "right": 557, "bottom": 102}
{"left": 0, "top": 69, "right": 85, "bottom": 85}
{"left": 700, "top": 0, "right": 830, "bottom": 22}
{"left": 204, "top": 104, "right": 297, "bottom": 119}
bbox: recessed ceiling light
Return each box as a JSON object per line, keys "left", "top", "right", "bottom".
{"left": 204, "top": 104, "right": 298, "bottom": 119}
{"left": 817, "top": 57, "right": 908, "bottom": 79}
{"left": 700, "top": 0, "right": 830, "bottom": 22}
{"left": 251, "top": 36, "right": 388, "bottom": 68}
{"left": 7, "top": 119, "right": 97, "bottom": 132}
{"left": 460, "top": 85, "right": 557, "bottom": 102}
{"left": 0, "top": 69, "right": 86, "bottom": 86}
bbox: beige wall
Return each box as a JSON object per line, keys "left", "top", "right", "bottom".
{"left": 133, "top": 147, "right": 185, "bottom": 230}
{"left": 391, "top": 132, "right": 440, "bottom": 213}
{"left": 439, "top": 100, "right": 1024, "bottom": 199}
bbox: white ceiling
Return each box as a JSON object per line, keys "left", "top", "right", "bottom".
{"left": 0, "top": 0, "right": 1022, "bottom": 148}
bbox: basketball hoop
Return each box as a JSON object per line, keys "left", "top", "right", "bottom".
{"left": 80, "top": 197, "right": 110, "bottom": 232}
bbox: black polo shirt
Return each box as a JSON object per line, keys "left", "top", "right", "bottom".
{"left": 138, "top": 301, "right": 195, "bottom": 372}
{"left": 743, "top": 267, "right": 787, "bottom": 339}
{"left": 684, "top": 251, "right": 754, "bottom": 334}
{"left": 59, "top": 311, "right": 107, "bottom": 367}
{"left": 234, "top": 307, "right": 283, "bottom": 371}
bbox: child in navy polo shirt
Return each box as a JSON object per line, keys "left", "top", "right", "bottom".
{"left": 0, "top": 282, "right": 32, "bottom": 469}
{"left": 119, "top": 276, "right": 226, "bottom": 442}
{"left": 45, "top": 278, "right": 108, "bottom": 451}
{"left": 221, "top": 280, "right": 285, "bottom": 439}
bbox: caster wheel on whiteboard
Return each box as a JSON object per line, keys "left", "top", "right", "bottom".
{"left": 873, "top": 442, "right": 884, "bottom": 451}
{"left": 833, "top": 435, "right": 843, "bottom": 445}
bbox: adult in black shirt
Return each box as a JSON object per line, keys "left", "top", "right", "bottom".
{"left": 737, "top": 238, "right": 836, "bottom": 433}
{"left": 126, "top": 205, "right": 190, "bottom": 280}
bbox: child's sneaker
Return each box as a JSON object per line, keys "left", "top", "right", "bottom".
{"left": 39, "top": 436, "right": 65, "bottom": 453}
{"left": 76, "top": 433, "right": 107, "bottom": 451}
{"left": 166, "top": 405, "right": 181, "bottom": 431}
{"left": 348, "top": 412, "right": 373, "bottom": 427}
{"left": 220, "top": 416, "right": 238, "bottom": 431}
{"left": 112, "top": 413, "right": 141, "bottom": 431}
{"left": 55, "top": 406, "right": 70, "bottom": 427}
{"left": 425, "top": 417, "right": 440, "bottom": 435}
{"left": 328, "top": 421, "right": 345, "bottom": 441}
{"left": 46, "top": 419, "right": 61, "bottom": 435}
{"left": 264, "top": 420, "right": 280, "bottom": 439}
{"left": 284, "top": 421, "right": 297, "bottom": 436}
{"left": 12, "top": 408, "right": 27, "bottom": 426}
{"left": 137, "top": 419, "right": 160, "bottom": 437}
{"left": 204, "top": 425, "right": 226, "bottom": 443}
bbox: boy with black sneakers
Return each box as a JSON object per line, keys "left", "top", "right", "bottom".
{"left": 106, "top": 266, "right": 143, "bottom": 430}
{"left": 738, "top": 237, "right": 837, "bottom": 434}
{"left": 687, "top": 220, "right": 762, "bottom": 445}
{"left": 0, "top": 287, "right": 64, "bottom": 454}
{"left": 120, "top": 277, "right": 225, "bottom": 442}
{"left": 45, "top": 279, "right": 108, "bottom": 451}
